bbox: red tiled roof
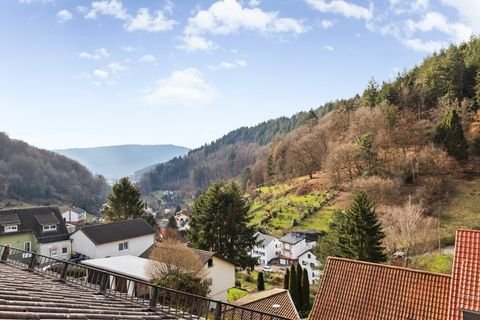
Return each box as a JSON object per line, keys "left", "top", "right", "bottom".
{"left": 448, "top": 229, "right": 480, "bottom": 319}
{"left": 309, "top": 257, "right": 451, "bottom": 320}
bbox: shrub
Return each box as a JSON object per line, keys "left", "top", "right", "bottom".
{"left": 235, "top": 280, "right": 241, "bottom": 288}
{"left": 353, "top": 176, "right": 401, "bottom": 204}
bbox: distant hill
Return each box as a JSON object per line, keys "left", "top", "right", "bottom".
{"left": 55, "top": 144, "right": 190, "bottom": 180}
{"left": 0, "top": 132, "right": 109, "bottom": 213}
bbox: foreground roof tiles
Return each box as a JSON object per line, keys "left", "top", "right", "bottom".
{"left": 234, "top": 288, "right": 300, "bottom": 320}
{"left": 0, "top": 263, "right": 172, "bottom": 319}
{"left": 310, "top": 257, "right": 451, "bottom": 320}
{"left": 449, "top": 229, "right": 480, "bottom": 319}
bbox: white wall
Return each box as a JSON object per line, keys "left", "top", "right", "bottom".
{"left": 62, "top": 210, "right": 85, "bottom": 223}
{"left": 298, "top": 251, "right": 321, "bottom": 284}
{"left": 38, "top": 240, "right": 71, "bottom": 260}
{"left": 70, "top": 231, "right": 154, "bottom": 259}
{"left": 281, "top": 239, "right": 307, "bottom": 260}
{"left": 204, "top": 256, "right": 235, "bottom": 301}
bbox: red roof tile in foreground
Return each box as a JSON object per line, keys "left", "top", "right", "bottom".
{"left": 234, "top": 288, "right": 300, "bottom": 320}
{"left": 448, "top": 229, "right": 480, "bottom": 320}
{"left": 309, "top": 257, "right": 451, "bottom": 320}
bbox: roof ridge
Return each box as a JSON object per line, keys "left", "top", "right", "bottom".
{"left": 456, "top": 228, "right": 480, "bottom": 234}
{"left": 327, "top": 257, "right": 452, "bottom": 278}
{"left": 81, "top": 217, "right": 144, "bottom": 229}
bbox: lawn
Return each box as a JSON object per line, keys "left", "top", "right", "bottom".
{"left": 412, "top": 253, "right": 453, "bottom": 274}
{"left": 236, "top": 270, "right": 284, "bottom": 292}
{"left": 227, "top": 287, "right": 248, "bottom": 302}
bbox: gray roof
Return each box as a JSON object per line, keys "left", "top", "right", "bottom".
{"left": 34, "top": 212, "right": 60, "bottom": 225}
{"left": 71, "top": 207, "right": 86, "bottom": 214}
{"left": 0, "top": 262, "right": 169, "bottom": 319}
{"left": 78, "top": 218, "right": 155, "bottom": 245}
{"left": 0, "top": 207, "right": 69, "bottom": 243}
{"left": 256, "top": 232, "right": 276, "bottom": 246}
{"left": 0, "top": 213, "right": 20, "bottom": 226}
{"left": 279, "top": 233, "right": 305, "bottom": 245}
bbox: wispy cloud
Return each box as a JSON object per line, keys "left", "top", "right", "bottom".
{"left": 56, "top": 9, "right": 72, "bottom": 23}
{"left": 320, "top": 19, "right": 334, "bottom": 29}
{"left": 306, "top": 0, "right": 373, "bottom": 20}
{"left": 139, "top": 54, "right": 156, "bottom": 62}
{"left": 142, "top": 68, "right": 217, "bottom": 106}
{"left": 322, "top": 45, "right": 335, "bottom": 51}
{"left": 209, "top": 59, "right": 247, "bottom": 70}
{"left": 78, "top": 48, "right": 110, "bottom": 60}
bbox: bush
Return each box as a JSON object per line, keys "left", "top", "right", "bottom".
{"left": 291, "top": 218, "right": 298, "bottom": 228}
{"left": 235, "top": 280, "right": 241, "bottom": 288}
{"left": 353, "top": 176, "right": 401, "bottom": 204}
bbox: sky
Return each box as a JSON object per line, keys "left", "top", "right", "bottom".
{"left": 0, "top": 0, "right": 479, "bottom": 150}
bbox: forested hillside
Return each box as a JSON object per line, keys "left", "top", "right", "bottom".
{"left": 0, "top": 133, "right": 109, "bottom": 212}
{"left": 140, "top": 108, "right": 331, "bottom": 193}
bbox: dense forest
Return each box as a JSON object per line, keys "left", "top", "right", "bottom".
{"left": 0, "top": 133, "right": 109, "bottom": 212}
{"left": 139, "top": 107, "right": 332, "bottom": 193}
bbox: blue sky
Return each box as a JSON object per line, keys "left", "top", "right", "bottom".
{"left": 0, "top": 0, "right": 478, "bottom": 150}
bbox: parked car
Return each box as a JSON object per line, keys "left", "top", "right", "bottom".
{"left": 262, "top": 265, "right": 273, "bottom": 272}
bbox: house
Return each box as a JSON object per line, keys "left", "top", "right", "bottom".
{"left": 175, "top": 211, "right": 190, "bottom": 230}
{"left": 309, "top": 257, "right": 451, "bottom": 319}
{"left": 448, "top": 229, "right": 480, "bottom": 320}
{"left": 87, "top": 248, "right": 236, "bottom": 302}
{"left": 70, "top": 218, "right": 155, "bottom": 259}
{"left": 228, "top": 288, "right": 300, "bottom": 320}
{"left": 278, "top": 233, "right": 309, "bottom": 265}
{"left": 250, "top": 232, "right": 282, "bottom": 265}
{"left": 297, "top": 249, "right": 321, "bottom": 284}
{"left": 61, "top": 207, "right": 87, "bottom": 225}
{"left": 0, "top": 206, "right": 71, "bottom": 259}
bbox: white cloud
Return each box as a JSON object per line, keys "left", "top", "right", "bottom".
{"left": 209, "top": 59, "right": 247, "bottom": 70}
{"left": 180, "top": 0, "right": 305, "bottom": 51}
{"left": 142, "top": 68, "right": 217, "bottom": 106}
{"left": 124, "top": 8, "right": 176, "bottom": 32}
{"left": 56, "top": 9, "right": 72, "bottom": 23}
{"left": 306, "top": 0, "right": 373, "bottom": 20}
{"left": 78, "top": 48, "right": 110, "bottom": 60}
{"left": 18, "top": 0, "right": 53, "bottom": 3}
{"left": 322, "top": 45, "right": 335, "bottom": 51}
{"left": 93, "top": 69, "right": 109, "bottom": 79}
{"left": 388, "top": 0, "right": 429, "bottom": 14}
{"left": 249, "top": 0, "right": 261, "bottom": 7}
{"left": 321, "top": 19, "right": 334, "bottom": 29}
{"left": 405, "top": 12, "right": 472, "bottom": 43}
{"left": 440, "top": 0, "right": 480, "bottom": 32}
{"left": 76, "top": 6, "right": 88, "bottom": 14}
{"left": 403, "top": 38, "right": 446, "bottom": 52}
{"left": 107, "top": 62, "right": 127, "bottom": 73}
{"left": 179, "top": 35, "right": 218, "bottom": 52}
{"left": 85, "top": 0, "right": 128, "bottom": 20}
{"left": 139, "top": 54, "right": 156, "bottom": 62}
{"left": 121, "top": 46, "right": 136, "bottom": 52}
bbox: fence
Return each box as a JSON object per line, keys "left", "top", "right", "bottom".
{"left": 0, "top": 245, "right": 290, "bottom": 320}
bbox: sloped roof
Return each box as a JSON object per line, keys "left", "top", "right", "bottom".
{"left": 77, "top": 218, "right": 155, "bottom": 245}
{"left": 256, "top": 232, "right": 276, "bottom": 246}
{"left": 0, "top": 212, "right": 20, "bottom": 226}
{"left": 231, "top": 288, "right": 299, "bottom": 320}
{"left": 279, "top": 233, "right": 304, "bottom": 245}
{"left": 448, "top": 229, "right": 480, "bottom": 319}
{"left": 0, "top": 207, "right": 69, "bottom": 243}
{"left": 0, "top": 262, "right": 170, "bottom": 319}
{"left": 309, "top": 257, "right": 451, "bottom": 320}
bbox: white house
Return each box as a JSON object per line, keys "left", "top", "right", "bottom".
{"left": 175, "top": 212, "right": 190, "bottom": 231}
{"left": 297, "top": 249, "right": 321, "bottom": 284}
{"left": 62, "top": 207, "right": 87, "bottom": 225}
{"left": 278, "top": 233, "right": 309, "bottom": 265}
{"left": 250, "top": 232, "right": 282, "bottom": 265}
{"left": 70, "top": 219, "right": 155, "bottom": 259}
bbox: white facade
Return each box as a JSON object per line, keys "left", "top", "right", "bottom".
{"left": 297, "top": 250, "right": 321, "bottom": 284}
{"left": 62, "top": 209, "right": 86, "bottom": 224}
{"left": 70, "top": 231, "right": 154, "bottom": 259}
{"left": 280, "top": 236, "right": 308, "bottom": 264}
{"left": 38, "top": 239, "right": 72, "bottom": 260}
{"left": 203, "top": 256, "right": 235, "bottom": 301}
{"left": 250, "top": 232, "right": 282, "bottom": 265}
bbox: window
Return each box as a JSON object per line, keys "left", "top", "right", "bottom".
{"left": 43, "top": 224, "right": 57, "bottom": 232}
{"left": 310, "top": 263, "right": 315, "bottom": 268}
{"left": 4, "top": 225, "right": 18, "bottom": 233}
{"left": 24, "top": 241, "right": 31, "bottom": 252}
{"left": 307, "top": 253, "right": 311, "bottom": 259}
{"left": 207, "top": 258, "right": 213, "bottom": 268}
{"left": 302, "top": 261, "right": 307, "bottom": 265}
{"left": 118, "top": 242, "right": 128, "bottom": 251}
{"left": 62, "top": 247, "right": 68, "bottom": 255}
{"left": 463, "top": 311, "right": 480, "bottom": 320}
{"left": 49, "top": 248, "right": 58, "bottom": 257}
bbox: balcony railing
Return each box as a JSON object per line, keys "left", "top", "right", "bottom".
{"left": 0, "top": 245, "right": 290, "bottom": 320}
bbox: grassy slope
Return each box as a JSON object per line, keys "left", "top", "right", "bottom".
{"left": 249, "top": 180, "right": 335, "bottom": 236}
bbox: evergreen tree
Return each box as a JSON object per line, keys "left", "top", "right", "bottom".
{"left": 362, "top": 78, "right": 380, "bottom": 108}
{"left": 301, "top": 268, "right": 310, "bottom": 312}
{"left": 296, "top": 264, "right": 303, "bottom": 310}
{"left": 141, "top": 213, "right": 158, "bottom": 228}
{"left": 267, "top": 154, "right": 275, "bottom": 177}
{"left": 167, "top": 215, "right": 178, "bottom": 229}
{"left": 257, "top": 272, "right": 265, "bottom": 291}
{"left": 475, "top": 70, "right": 480, "bottom": 107}
{"left": 103, "top": 177, "right": 144, "bottom": 222}
{"left": 434, "top": 109, "right": 469, "bottom": 161}
{"left": 315, "top": 192, "right": 386, "bottom": 263}
{"left": 188, "top": 181, "right": 257, "bottom": 269}
{"left": 288, "top": 265, "right": 299, "bottom": 308}
{"left": 283, "top": 268, "right": 290, "bottom": 289}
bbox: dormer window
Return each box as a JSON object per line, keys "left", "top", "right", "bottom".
{"left": 4, "top": 225, "right": 18, "bottom": 233}
{"left": 43, "top": 224, "right": 57, "bottom": 232}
